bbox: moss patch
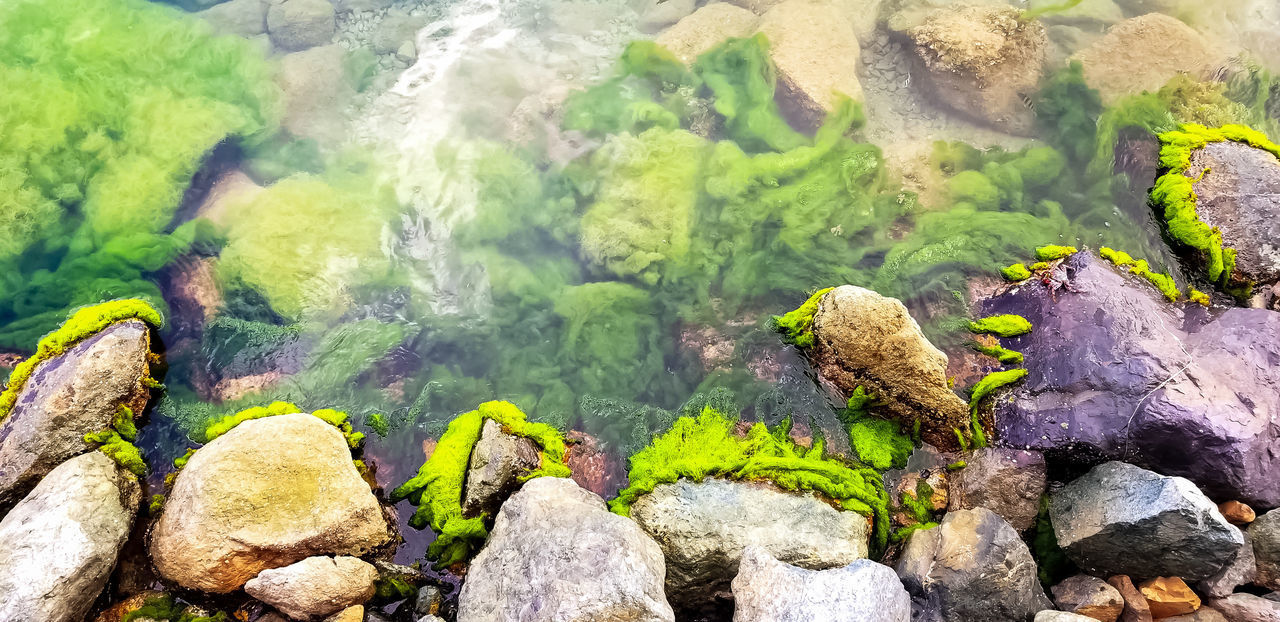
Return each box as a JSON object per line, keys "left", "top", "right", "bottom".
{"left": 968, "top": 314, "right": 1033, "bottom": 338}
{"left": 201, "top": 401, "right": 364, "bottom": 448}
{"left": 84, "top": 429, "right": 146, "bottom": 477}
{"left": 1001, "top": 263, "right": 1032, "bottom": 281}
{"left": 973, "top": 343, "right": 1024, "bottom": 365}
{"left": 843, "top": 389, "right": 915, "bottom": 472}
{"left": 1099, "top": 247, "right": 1181, "bottom": 302}
{"left": 1034, "top": 245, "right": 1078, "bottom": 261}
{"left": 967, "top": 369, "right": 1029, "bottom": 448}
{"left": 121, "top": 595, "right": 229, "bottom": 622}
{"left": 770, "top": 287, "right": 834, "bottom": 348}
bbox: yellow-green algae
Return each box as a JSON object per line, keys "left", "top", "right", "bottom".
{"left": 967, "top": 369, "right": 1029, "bottom": 449}
{"left": 1099, "top": 247, "right": 1181, "bottom": 302}
{"left": 1001, "top": 264, "right": 1032, "bottom": 281}
{"left": 0, "top": 299, "right": 161, "bottom": 421}
{"left": 1189, "top": 289, "right": 1211, "bottom": 306}
{"left": 973, "top": 343, "right": 1024, "bottom": 365}
{"left": 968, "top": 314, "right": 1033, "bottom": 338}
{"left": 390, "top": 401, "right": 571, "bottom": 566}
{"left": 770, "top": 287, "right": 834, "bottom": 348}
{"left": 1034, "top": 245, "right": 1078, "bottom": 261}
{"left": 202, "top": 401, "right": 364, "bottom": 448}
{"left": 121, "top": 595, "right": 229, "bottom": 622}
{"left": 842, "top": 388, "right": 914, "bottom": 472}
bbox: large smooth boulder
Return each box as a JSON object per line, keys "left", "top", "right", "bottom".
{"left": 899, "top": 5, "right": 1048, "bottom": 135}
{"left": 896, "top": 508, "right": 1053, "bottom": 622}
{"left": 0, "top": 320, "right": 150, "bottom": 510}
{"left": 461, "top": 418, "right": 541, "bottom": 518}
{"left": 1070, "top": 14, "right": 1222, "bottom": 104}
{"left": 1186, "top": 141, "right": 1280, "bottom": 286}
{"left": 0, "top": 452, "right": 141, "bottom": 622}
{"left": 947, "top": 447, "right": 1046, "bottom": 531}
{"left": 1252, "top": 508, "right": 1280, "bottom": 589}
{"left": 629, "top": 477, "right": 870, "bottom": 609}
{"left": 756, "top": 0, "right": 863, "bottom": 130}
{"left": 150, "top": 413, "right": 390, "bottom": 593}
{"left": 809, "top": 285, "right": 968, "bottom": 451}
{"left": 1050, "top": 461, "right": 1243, "bottom": 581}
{"left": 654, "top": 3, "right": 759, "bottom": 64}
{"left": 245, "top": 556, "right": 378, "bottom": 621}
{"left": 980, "top": 250, "right": 1280, "bottom": 508}
{"left": 731, "top": 545, "right": 910, "bottom": 622}
{"left": 457, "top": 477, "right": 674, "bottom": 622}
{"left": 267, "top": 0, "right": 335, "bottom": 51}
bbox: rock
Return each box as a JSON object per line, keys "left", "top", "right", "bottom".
{"left": 1070, "top": 14, "right": 1222, "bottom": 104}
{"left": 731, "top": 545, "right": 910, "bottom": 622}
{"left": 197, "top": 0, "right": 267, "bottom": 37}
{"left": 896, "top": 508, "right": 1053, "bottom": 622}
{"left": 1186, "top": 141, "right": 1280, "bottom": 286}
{"left": 150, "top": 413, "right": 390, "bottom": 593}
{"left": 1051, "top": 574, "right": 1124, "bottom": 622}
{"left": 891, "top": 469, "right": 947, "bottom": 530}
{"left": 278, "top": 44, "right": 356, "bottom": 143}
{"left": 654, "top": 3, "right": 759, "bottom": 64}
{"left": 1197, "top": 531, "right": 1255, "bottom": 598}
{"left": 244, "top": 556, "right": 378, "bottom": 621}
{"left": 331, "top": 0, "right": 395, "bottom": 11}
{"left": 946, "top": 447, "right": 1046, "bottom": 531}
{"left": 629, "top": 477, "right": 869, "bottom": 609}
{"left": 980, "top": 251, "right": 1280, "bottom": 508}
{"left": 322, "top": 606, "right": 363, "bottom": 622}
{"left": 0, "top": 452, "right": 141, "bottom": 622}
{"left": 370, "top": 13, "right": 428, "bottom": 56}
{"left": 1036, "top": 613, "right": 1105, "bottom": 622}
{"left": 0, "top": 320, "right": 150, "bottom": 510}
{"left": 1252, "top": 508, "right": 1280, "bottom": 589}
{"left": 809, "top": 285, "right": 968, "bottom": 451}
{"left": 1162, "top": 609, "right": 1228, "bottom": 622}
{"left": 457, "top": 477, "right": 673, "bottom": 622}
{"left": 1051, "top": 462, "right": 1243, "bottom": 581}
{"left": 1205, "top": 593, "right": 1280, "bottom": 622}
{"left": 414, "top": 585, "right": 442, "bottom": 616}
{"left": 1106, "top": 576, "right": 1153, "bottom": 622}
{"left": 565, "top": 430, "right": 627, "bottom": 499}
{"left": 1137, "top": 577, "right": 1200, "bottom": 618}
{"left": 267, "top": 0, "right": 335, "bottom": 51}
{"left": 195, "top": 169, "right": 264, "bottom": 227}
{"left": 1219, "top": 501, "right": 1256, "bottom": 526}
{"left": 900, "top": 5, "right": 1048, "bottom": 135}
{"left": 725, "top": 0, "right": 880, "bottom": 38}
{"left": 756, "top": 0, "right": 863, "bottom": 130}
{"left": 461, "top": 418, "right": 541, "bottom": 518}
{"left": 637, "top": 0, "right": 697, "bottom": 33}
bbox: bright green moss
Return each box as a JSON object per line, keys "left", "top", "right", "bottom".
{"left": 112, "top": 406, "right": 138, "bottom": 442}
{"left": 149, "top": 494, "right": 165, "bottom": 515}
{"left": 1035, "top": 245, "right": 1078, "bottom": 261}
{"left": 0, "top": 300, "right": 161, "bottom": 421}
{"left": 173, "top": 448, "right": 196, "bottom": 470}
{"left": 770, "top": 288, "right": 834, "bottom": 348}
{"left": 367, "top": 412, "right": 390, "bottom": 437}
{"left": 1099, "top": 247, "right": 1182, "bottom": 302}
{"left": 967, "top": 369, "right": 1030, "bottom": 448}
{"left": 121, "top": 595, "right": 230, "bottom": 622}
{"left": 968, "top": 314, "right": 1033, "bottom": 338}
{"left": 1001, "top": 264, "right": 1032, "bottom": 281}
{"left": 203, "top": 401, "right": 302, "bottom": 442}
{"left": 1189, "top": 289, "right": 1211, "bottom": 306}
{"left": 84, "top": 429, "right": 147, "bottom": 477}
{"left": 973, "top": 343, "right": 1024, "bottom": 365}
{"left": 374, "top": 575, "right": 419, "bottom": 601}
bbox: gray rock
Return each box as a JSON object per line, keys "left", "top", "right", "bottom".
{"left": 896, "top": 508, "right": 1052, "bottom": 622}
{"left": 0, "top": 320, "right": 150, "bottom": 510}
{"left": 244, "top": 555, "right": 378, "bottom": 621}
{"left": 414, "top": 585, "right": 442, "bottom": 616}
{"left": 1252, "top": 508, "right": 1280, "bottom": 589}
{"left": 370, "top": 13, "right": 428, "bottom": 55}
{"left": 461, "top": 418, "right": 541, "bottom": 518}
{"left": 731, "top": 545, "right": 910, "bottom": 622}
{"left": 1050, "top": 574, "right": 1124, "bottom": 622}
{"left": 1188, "top": 141, "right": 1280, "bottom": 286}
{"left": 1050, "top": 461, "right": 1243, "bottom": 581}
{"left": 267, "top": 0, "right": 336, "bottom": 51}
{"left": 330, "top": 0, "right": 395, "bottom": 10}
{"left": 1198, "top": 531, "right": 1256, "bottom": 598}
{"left": 197, "top": 0, "right": 268, "bottom": 37}
{"left": 278, "top": 44, "right": 355, "bottom": 143}
{"left": 458, "top": 477, "right": 674, "bottom": 622}
{"left": 1206, "top": 593, "right": 1280, "bottom": 622}
{"left": 629, "top": 477, "right": 870, "bottom": 609}
{"left": 947, "top": 447, "right": 1046, "bottom": 531}
{"left": 0, "top": 452, "right": 141, "bottom": 622}
{"left": 1035, "top": 613, "right": 1102, "bottom": 622}
{"left": 1162, "top": 608, "right": 1229, "bottom": 622}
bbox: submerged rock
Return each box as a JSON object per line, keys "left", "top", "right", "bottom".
{"left": 0, "top": 452, "right": 141, "bottom": 622}
{"left": 267, "top": 0, "right": 336, "bottom": 52}
{"left": 756, "top": 0, "right": 863, "bottom": 131}
{"left": 629, "top": 477, "right": 870, "bottom": 610}
{"left": 0, "top": 320, "right": 151, "bottom": 510}
{"left": 731, "top": 545, "right": 910, "bottom": 622}
{"left": 946, "top": 447, "right": 1046, "bottom": 531}
{"left": 279, "top": 45, "right": 356, "bottom": 144}
{"left": 1071, "top": 14, "right": 1221, "bottom": 104}
{"left": 244, "top": 556, "right": 378, "bottom": 621}
{"left": 457, "top": 477, "right": 674, "bottom": 622}
{"left": 1186, "top": 141, "right": 1280, "bottom": 287}
{"left": 461, "top": 418, "right": 541, "bottom": 518}
{"left": 809, "top": 285, "right": 969, "bottom": 451}
{"left": 150, "top": 413, "right": 390, "bottom": 593}
{"left": 196, "top": 0, "right": 267, "bottom": 37}
{"left": 1050, "top": 461, "right": 1243, "bottom": 581}
{"left": 654, "top": 3, "right": 759, "bottom": 64}
{"left": 896, "top": 508, "right": 1053, "bottom": 622}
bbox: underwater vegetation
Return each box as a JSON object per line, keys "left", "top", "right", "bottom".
{"left": 1099, "top": 247, "right": 1183, "bottom": 302}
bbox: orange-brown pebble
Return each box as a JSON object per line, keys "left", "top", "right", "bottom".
{"left": 1138, "top": 577, "right": 1201, "bottom": 619}
{"left": 1218, "top": 500, "right": 1256, "bottom": 526}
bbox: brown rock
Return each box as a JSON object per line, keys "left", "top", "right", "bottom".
{"left": 1219, "top": 500, "right": 1257, "bottom": 525}
{"left": 1070, "top": 14, "right": 1223, "bottom": 105}
{"left": 1138, "top": 577, "right": 1200, "bottom": 619}
{"left": 195, "top": 169, "right": 264, "bottom": 228}
{"left": 947, "top": 447, "right": 1046, "bottom": 531}
{"left": 1052, "top": 574, "right": 1124, "bottom": 622}
{"left": 1205, "top": 593, "right": 1280, "bottom": 622}
{"left": 756, "top": 0, "right": 863, "bottom": 131}
{"left": 1160, "top": 608, "right": 1227, "bottom": 622}
{"left": 654, "top": 3, "right": 759, "bottom": 64}
{"left": 566, "top": 431, "right": 627, "bottom": 499}
{"left": 1107, "top": 576, "right": 1153, "bottom": 622}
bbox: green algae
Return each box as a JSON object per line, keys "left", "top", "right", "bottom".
{"left": 121, "top": 595, "right": 229, "bottom": 622}
{"left": 1035, "top": 245, "right": 1078, "bottom": 261}
{"left": 84, "top": 429, "right": 147, "bottom": 477}
{"left": 367, "top": 412, "right": 391, "bottom": 437}
{"left": 1099, "top": 247, "right": 1182, "bottom": 302}
{"left": 968, "top": 315, "right": 1033, "bottom": 338}
{"left": 973, "top": 343, "right": 1024, "bottom": 365}
{"left": 770, "top": 288, "right": 834, "bottom": 349}
{"left": 842, "top": 387, "right": 914, "bottom": 472}
{"left": 201, "top": 401, "right": 364, "bottom": 448}
{"left": 1001, "top": 264, "right": 1033, "bottom": 281}
{"left": 967, "top": 369, "right": 1029, "bottom": 449}
{"left": 1189, "top": 289, "right": 1211, "bottom": 306}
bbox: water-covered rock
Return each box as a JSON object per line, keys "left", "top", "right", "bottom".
{"left": 267, "top": 0, "right": 335, "bottom": 52}
{"left": 0, "top": 320, "right": 150, "bottom": 510}
{"left": 1252, "top": 508, "right": 1280, "bottom": 589}
{"left": 1051, "top": 574, "right": 1124, "bottom": 622}
{"left": 629, "top": 477, "right": 870, "bottom": 610}
{"left": 461, "top": 418, "right": 541, "bottom": 518}
{"left": 279, "top": 44, "right": 356, "bottom": 144}
{"left": 457, "top": 477, "right": 674, "bottom": 622}
{"left": 896, "top": 508, "right": 1053, "bottom": 622}
{"left": 150, "top": 413, "right": 390, "bottom": 593}
{"left": 1026, "top": 0, "right": 1122, "bottom": 30}
{"left": 1050, "top": 461, "right": 1243, "bottom": 581}
{"left": 653, "top": 3, "right": 759, "bottom": 64}
{"left": 809, "top": 285, "right": 968, "bottom": 451}
{"left": 1186, "top": 141, "right": 1280, "bottom": 287}
{"left": 1070, "top": 13, "right": 1221, "bottom": 104}
{"left": 980, "top": 250, "right": 1280, "bottom": 508}
{"left": 947, "top": 447, "right": 1046, "bottom": 531}
{"left": 1206, "top": 593, "right": 1280, "bottom": 621}
{"left": 756, "top": 0, "right": 863, "bottom": 130}
{"left": 196, "top": 0, "right": 267, "bottom": 37}
{"left": 731, "top": 545, "right": 910, "bottom": 622}
{"left": 0, "top": 452, "right": 141, "bottom": 622}
{"left": 245, "top": 555, "right": 378, "bottom": 621}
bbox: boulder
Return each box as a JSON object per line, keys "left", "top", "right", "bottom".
{"left": 756, "top": 0, "right": 863, "bottom": 130}
{"left": 731, "top": 545, "right": 910, "bottom": 622}
{"left": 980, "top": 250, "right": 1280, "bottom": 508}
{"left": 809, "top": 285, "right": 969, "bottom": 451}
{"left": 899, "top": 5, "right": 1048, "bottom": 135}
{"left": 896, "top": 508, "right": 1053, "bottom": 622}
{"left": 0, "top": 452, "right": 141, "bottom": 622}
{"left": 1036, "top": 613, "right": 1105, "bottom": 622}
{"left": 457, "top": 477, "right": 674, "bottom": 622}
{"left": 1050, "top": 461, "right": 1243, "bottom": 581}
{"left": 461, "top": 418, "right": 541, "bottom": 518}
{"left": 1137, "top": 577, "right": 1199, "bottom": 618}
{"left": 946, "top": 447, "right": 1046, "bottom": 531}
{"left": 629, "top": 477, "right": 870, "bottom": 609}
{"left": 149, "top": 413, "right": 390, "bottom": 593}
{"left": 1070, "top": 14, "right": 1222, "bottom": 104}
{"left": 245, "top": 556, "right": 378, "bottom": 621}
{"left": 637, "top": 0, "right": 697, "bottom": 33}
{"left": 1186, "top": 141, "right": 1280, "bottom": 286}
{"left": 654, "top": 3, "right": 759, "bottom": 64}
{"left": 1205, "top": 594, "right": 1280, "bottom": 622}
{"left": 1252, "top": 508, "right": 1280, "bottom": 589}
{"left": 1219, "top": 501, "right": 1256, "bottom": 526}
{"left": 0, "top": 320, "right": 150, "bottom": 510}
{"left": 267, "top": 0, "right": 335, "bottom": 51}
{"left": 1197, "top": 531, "right": 1256, "bottom": 598}
{"left": 1105, "top": 575, "right": 1153, "bottom": 622}
{"left": 197, "top": 0, "right": 268, "bottom": 37}
{"left": 278, "top": 45, "right": 355, "bottom": 144}
{"left": 1051, "top": 574, "right": 1124, "bottom": 622}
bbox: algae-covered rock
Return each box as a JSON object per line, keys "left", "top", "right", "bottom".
{"left": 731, "top": 545, "right": 910, "bottom": 622}
{"left": 150, "top": 413, "right": 390, "bottom": 593}
{"left": 654, "top": 3, "right": 759, "bottom": 64}
{"left": 807, "top": 285, "right": 969, "bottom": 451}
{"left": 756, "top": 0, "right": 863, "bottom": 131}
{"left": 1070, "top": 13, "right": 1221, "bottom": 104}
{"left": 1184, "top": 140, "right": 1280, "bottom": 287}
{"left": 461, "top": 418, "right": 542, "bottom": 518}
{"left": 278, "top": 45, "right": 356, "bottom": 145}
{"left": 244, "top": 555, "right": 378, "bottom": 621}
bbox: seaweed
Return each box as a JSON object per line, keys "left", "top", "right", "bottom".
{"left": 1098, "top": 247, "right": 1182, "bottom": 302}
{"left": 967, "top": 369, "right": 1029, "bottom": 448}
{"left": 1001, "top": 264, "right": 1032, "bottom": 281}
{"left": 84, "top": 429, "right": 147, "bottom": 476}
{"left": 1034, "top": 245, "right": 1078, "bottom": 261}
{"left": 967, "top": 315, "right": 1033, "bottom": 338}
{"left": 769, "top": 288, "right": 834, "bottom": 348}
{"left": 972, "top": 343, "right": 1024, "bottom": 365}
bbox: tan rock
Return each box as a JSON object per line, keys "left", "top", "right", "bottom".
{"left": 654, "top": 3, "right": 759, "bottom": 64}
{"left": 245, "top": 556, "right": 378, "bottom": 621}
{"left": 278, "top": 45, "right": 356, "bottom": 144}
{"left": 1219, "top": 500, "right": 1256, "bottom": 526}
{"left": 1138, "top": 577, "right": 1201, "bottom": 619}
{"left": 1070, "top": 14, "right": 1223, "bottom": 105}
{"left": 321, "top": 605, "right": 363, "bottom": 622}
{"left": 1106, "top": 575, "right": 1154, "bottom": 622}
{"left": 195, "top": 170, "right": 264, "bottom": 228}
{"left": 756, "top": 0, "right": 862, "bottom": 131}
{"left": 727, "top": 0, "right": 882, "bottom": 39}
{"left": 1052, "top": 574, "right": 1124, "bottom": 622}
{"left": 150, "top": 413, "right": 391, "bottom": 593}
